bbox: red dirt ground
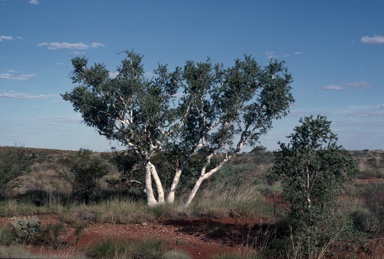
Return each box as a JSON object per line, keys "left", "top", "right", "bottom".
{"left": 0, "top": 215, "right": 272, "bottom": 258}
{"left": 2, "top": 179, "right": 382, "bottom": 259}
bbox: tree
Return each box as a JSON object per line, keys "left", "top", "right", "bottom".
{"left": 62, "top": 50, "right": 294, "bottom": 207}
{"left": 169, "top": 56, "right": 294, "bottom": 207}
{"left": 272, "top": 115, "right": 357, "bottom": 258}
{"left": 0, "top": 146, "right": 35, "bottom": 198}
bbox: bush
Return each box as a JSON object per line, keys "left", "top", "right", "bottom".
{"left": 10, "top": 216, "right": 42, "bottom": 244}
{"left": 350, "top": 208, "right": 379, "bottom": 234}
{"left": 54, "top": 149, "right": 110, "bottom": 204}
{"left": 41, "top": 222, "right": 65, "bottom": 248}
{"left": 10, "top": 217, "right": 66, "bottom": 247}
{"left": 0, "top": 226, "right": 16, "bottom": 246}
{"left": 86, "top": 238, "right": 163, "bottom": 259}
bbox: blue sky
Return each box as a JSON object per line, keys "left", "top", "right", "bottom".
{"left": 1, "top": 0, "right": 383, "bottom": 151}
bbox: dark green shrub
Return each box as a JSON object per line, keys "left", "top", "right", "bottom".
{"left": 132, "top": 239, "right": 163, "bottom": 259}
{"left": 207, "top": 224, "right": 228, "bottom": 239}
{"left": 54, "top": 149, "right": 110, "bottom": 204}
{"left": 86, "top": 238, "right": 126, "bottom": 258}
{"left": 350, "top": 208, "right": 379, "bottom": 233}
{"left": 86, "top": 238, "right": 163, "bottom": 259}
{"left": 0, "top": 226, "right": 17, "bottom": 245}
{"left": 41, "top": 222, "right": 66, "bottom": 248}
{"left": 260, "top": 237, "right": 290, "bottom": 259}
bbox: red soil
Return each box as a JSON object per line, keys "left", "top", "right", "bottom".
{"left": 0, "top": 215, "right": 270, "bottom": 258}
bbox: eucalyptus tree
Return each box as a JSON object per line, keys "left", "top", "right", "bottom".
{"left": 169, "top": 57, "right": 294, "bottom": 207}
{"left": 62, "top": 51, "right": 180, "bottom": 206}
{"left": 62, "top": 50, "right": 294, "bottom": 207}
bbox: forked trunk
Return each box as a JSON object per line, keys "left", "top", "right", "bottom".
{"left": 183, "top": 156, "right": 231, "bottom": 208}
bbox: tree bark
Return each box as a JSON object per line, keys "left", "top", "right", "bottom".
{"left": 166, "top": 168, "right": 183, "bottom": 203}
{"left": 145, "top": 161, "right": 158, "bottom": 207}
{"left": 182, "top": 155, "right": 231, "bottom": 208}
{"left": 148, "top": 161, "right": 165, "bottom": 204}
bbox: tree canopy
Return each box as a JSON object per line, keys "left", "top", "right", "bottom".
{"left": 62, "top": 50, "right": 294, "bottom": 207}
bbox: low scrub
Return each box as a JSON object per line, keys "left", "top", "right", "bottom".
{"left": 86, "top": 238, "right": 165, "bottom": 259}
{"left": 9, "top": 216, "right": 67, "bottom": 248}
{"left": 0, "top": 199, "right": 64, "bottom": 217}
{"left": 61, "top": 199, "right": 155, "bottom": 224}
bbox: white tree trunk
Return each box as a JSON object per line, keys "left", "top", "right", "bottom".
{"left": 182, "top": 175, "right": 207, "bottom": 208}
{"left": 145, "top": 161, "right": 158, "bottom": 207}
{"left": 183, "top": 155, "right": 231, "bottom": 208}
{"left": 166, "top": 168, "right": 183, "bottom": 203}
{"left": 148, "top": 161, "right": 165, "bottom": 204}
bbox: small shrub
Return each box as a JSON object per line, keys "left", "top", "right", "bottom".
{"left": 260, "top": 237, "right": 290, "bottom": 259}
{"left": 73, "top": 223, "right": 87, "bottom": 244}
{"left": 207, "top": 225, "right": 228, "bottom": 239}
{"left": 41, "top": 222, "right": 66, "bottom": 248}
{"left": 163, "top": 250, "right": 192, "bottom": 259}
{"left": 10, "top": 217, "right": 67, "bottom": 247}
{"left": 86, "top": 238, "right": 163, "bottom": 259}
{"left": 0, "top": 226, "right": 17, "bottom": 246}
{"left": 350, "top": 208, "right": 379, "bottom": 233}
{"left": 86, "top": 238, "right": 126, "bottom": 258}
{"left": 132, "top": 239, "right": 163, "bottom": 259}
{"left": 10, "top": 216, "right": 42, "bottom": 244}
{"left": 76, "top": 209, "right": 97, "bottom": 224}
{"left": 148, "top": 203, "right": 179, "bottom": 219}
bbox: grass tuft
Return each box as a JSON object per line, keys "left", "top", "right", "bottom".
{"left": 86, "top": 238, "right": 164, "bottom": 259}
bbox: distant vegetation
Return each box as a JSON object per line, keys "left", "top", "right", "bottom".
{"left": 0, "top": 145, "right": 383, "bottom": 258}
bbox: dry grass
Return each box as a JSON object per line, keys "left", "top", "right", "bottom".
{"left": 188, "top": 181, "right": 273, "bottom": 219}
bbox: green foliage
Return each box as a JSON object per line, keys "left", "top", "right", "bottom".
{"left": 0, "top": 226, "right": 17, "bottom": 246}
{"left": 86, "top": 238, "right": 125, "bottom": 258}
{"left": 10, "top": 216, "right": 42, "bottom": 244}
{"left": 272, "top": 115, "right": 358, "bottom": 258}
{"left": 107, "top": 150, "right": 146, "bottom": 201}
{"left": 0, "top": 146, "right": 35, "bottom": 198}
{"left": 54, "top": 148, "right": 110, "bottom": 203}
{"left": 10, "top": 217, "right": 67, "bottom": 248}
{"left": 41, "top": 222, "right": 66, "bottom": 248}
{"left": 259, "top": 237, "right": 290, "bottom": 259}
